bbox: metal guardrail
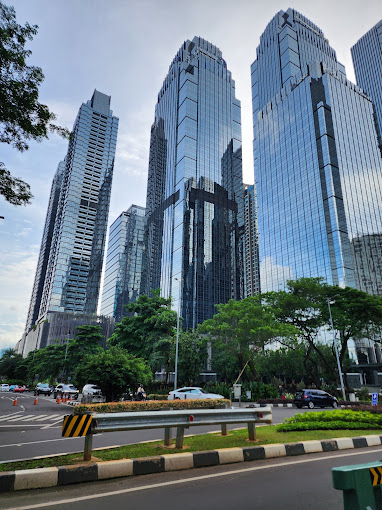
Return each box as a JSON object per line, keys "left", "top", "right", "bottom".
{"left": 79, "top": 407, "right": 272, "bottom": 460}
{"left": 333, "top": 461, "right": 382, "bottom": 509}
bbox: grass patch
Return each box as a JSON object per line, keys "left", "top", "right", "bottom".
{"left": 0, "top": 426, "right": 380, "bottom": 472}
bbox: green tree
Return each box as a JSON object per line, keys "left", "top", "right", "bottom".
{"left": 0, "top": 348, "right": 23, "bottom": 379}
{"left": 176, "top": 332, "right": 208, "bottom": 386}
{"left": 198, "top": 296, "right": 297, "bottom": 380}
{"left": 108, "top": 290, "right": 178, "bottom": 359}
{"left": 0, "top": 2, "right": 69, "bottom": 205}
{"left": 65, "top": 325, "right": 104, "bottom": 374}
{"left": 75, "top": 346, "right": 152, "bottom": 402}
{"left": 29, "top": 343, "right": 66, "bottom": 384}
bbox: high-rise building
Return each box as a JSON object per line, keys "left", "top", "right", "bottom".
{"left": 101, "top": 205, "right": 146, "bottom": 322}
{"left": 142, "top": 37, "right": 245, "bottom": 330}
{"left": 351, "top": 20, "right": 382, "bottom": 147}
{"left": 244, "top": 184, "right": 260, "bottom": 297}
{"left": 252, "top": 9, "right": 382, "bottom": 295}
{"left": 23, "top": 90, "right": 118, "bottom": 352}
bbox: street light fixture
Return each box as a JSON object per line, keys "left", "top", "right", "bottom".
{"left": 326, "top": 296, "right": 346, "bottom": 402}
{"left": 174, "top": 277, "right": 181, "bottom": 391}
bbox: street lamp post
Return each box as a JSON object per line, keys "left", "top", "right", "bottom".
{"left": 327, "top": 297, "right": 346, "bottom": 402}
{"left": 174, "top": 277, "right": 181, "bottom": 391}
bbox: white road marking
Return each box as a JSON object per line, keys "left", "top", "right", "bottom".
{"left": 6, "top": 414, "right": 35, "bottom": 422}
{"left": 6, "top": 447, "right": 382, "bottom": 509}
{"left": 0, "top": 412, "right": 24, "bottom": 420}
{"left": 41, "top": 418, "right": 65, "bottom": 429}
{"left": 0, "top": 436, "right": 82, "bottom": 449}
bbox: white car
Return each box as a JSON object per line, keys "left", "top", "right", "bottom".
{"left": 82, "top": 384, "right": 102, "bottom": 396}
{"left": 168, "top": 387, "right": 224, "bottom": 400}
{"left": 0, "top": 383, "right": 10, "bottom": 392}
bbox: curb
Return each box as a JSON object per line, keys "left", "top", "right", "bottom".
{"left": 1, "top": 434, "right": 381, "bottom": 493}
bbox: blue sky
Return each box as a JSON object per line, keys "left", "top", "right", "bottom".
{"left": 0, "top": 0, "right": 381, "bottom": 350}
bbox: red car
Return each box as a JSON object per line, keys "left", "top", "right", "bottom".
{"left": 13, "top": 385, "right": 25, "bottom": 393}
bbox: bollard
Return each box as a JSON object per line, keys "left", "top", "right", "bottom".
{"left": 333, "top": 461, "right": 382, "bottom": 509}
{"left": 176, "top": 427, "right": 185, "bottom": 449}
{"left": 84, "top": 434, "right": 93, "bottom": 461}
{"left": 221, "top": 423, "right": 228, "bottom": 436}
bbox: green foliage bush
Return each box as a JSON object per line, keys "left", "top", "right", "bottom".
{"left": 204, "top": 381, "right": 278, "bottom": 401}
{"left": 74, "top": 398, "right": 231, "bottom": 414}
{"left": 277, "top": 410, "right": 382, "bottom": 431}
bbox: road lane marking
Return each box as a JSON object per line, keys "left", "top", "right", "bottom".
{"left": 6, "top": 447, "right": 382, "bottom": 509}
{"left": 0, "top": 412, "right": 24, "bottom": 420}
{"left": 6, "top": 414, "right": 35, "bottom": 422}
{"left": 41, "top": 418, "right": 65, "bottom": 429}
{"left": 0, "top": 436, "right": 83, "bottom": 449}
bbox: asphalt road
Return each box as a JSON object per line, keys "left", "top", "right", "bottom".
{"left": 3, "top": 445, "right": 382, "bottom": 509}
{"left": 0, "top": 394, "right": 316, "bottom": 463}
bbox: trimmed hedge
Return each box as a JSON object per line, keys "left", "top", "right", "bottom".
{"left": 74, "top": 398, "right": 231, "bottom": 414}
{"left": 277, "top": 409, "right": 382, "bottom": 432}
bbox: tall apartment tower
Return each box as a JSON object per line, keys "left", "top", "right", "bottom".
{"left": 142, "top": 37, "right": 245, "bottom": 330}
{"left": 351, "top": 20, "right": 382, "bottom": 146}
{"left": 23, "top": 90, "right": 118, "bottom": 350}
{"left": 252, "top": 9, "right": 382, "bottom": 295}
{"left": 100, "top": 205, "right": 146, "bottom": 322}
{"left": 244, "top": 184, "right": 260, "bottom": 297}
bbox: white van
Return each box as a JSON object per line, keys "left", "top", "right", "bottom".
{"left": 0, "top": 384, "right": 10, "bottom": 391}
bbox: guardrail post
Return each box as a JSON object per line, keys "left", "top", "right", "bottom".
{"left": 176, "top": 427, "right": 185, "bottom": 449}
{"left": 164, "top": 427, "right": 172, "bottom": 446}
{"left": 248, "top": 422, "right": 256, "bottom": 441}
{"left": 221, "top": 424, "right": 228, "bottom": 436}
{"left": 84, "top": 434, "right": 93, "bottom": 461}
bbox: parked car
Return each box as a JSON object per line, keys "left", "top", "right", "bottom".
{"left": 34, "top": 383, "right": 53, "bottom": 396}
{"left": 0, "top": 383, "right": 10, "bottom": 392}
{"left": 13, "top": 385, "right": 25, "bottom": 393}
{"left": 53, "top": 384, "right": 79, "bottom": 399}
{"left": 294, "top": 389, "right": 338, "bottom": 409}
{"left": 82, "top": 384, "right": 102, "bottom": 396}
{"left": 168, "top": 387, "right": 224, "bottom": 400}
{"left": 9, "top": 384, "right": 16, "bottom": 391}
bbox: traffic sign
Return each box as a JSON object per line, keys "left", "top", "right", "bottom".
{"left": 372, "top": 392, "right": 378, "bottom": 406}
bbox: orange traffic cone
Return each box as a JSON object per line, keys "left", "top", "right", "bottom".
{"left": 56, "top": 395, "right": 61, "bottom": 404}
{"left": 69, "top": 395, "right": 73, "bottom": 402}
{"left": 63, "top": 395, "right": 67, "bottom": 403}
{"left": 13, "top": 397, "right": 17, "bottom": 406}
{"left": 33, "top": 397, "right": 38, "bottom": 405}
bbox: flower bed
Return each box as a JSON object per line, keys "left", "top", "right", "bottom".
{"left": 73, "top": 398, "right": 231, "bottom": 414}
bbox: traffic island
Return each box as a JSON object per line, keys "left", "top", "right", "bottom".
{"left": 1, "top": 433, "right": 382, "bottom": 493}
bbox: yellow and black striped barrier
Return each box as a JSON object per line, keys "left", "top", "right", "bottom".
{"left": 62, "top": 414, "right": 92, "bottom": 437}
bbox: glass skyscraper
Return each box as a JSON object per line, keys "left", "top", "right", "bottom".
{"left": 351, "top": 20, "right": 382, "bottom": 146}
{"left": 24, "top": 90, "right": 118, "bottom": 346}
{"left": 252, "top": 9, "right": 382, "bottom": 295}
{"left": 244, "top": 184, "right": 260, "bottom": 297}
{"left": 142, "top": 36, "right": 244, "bottom": 330}
{"left": 101, "top": 205, "right": 146, "bottom": 322}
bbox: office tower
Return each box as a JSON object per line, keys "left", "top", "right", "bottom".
{"left": 252, "top": 9, "right": 382, "bottom": 295}
{"left": 351, "top": 20, "right": 382, "bottom": 146}
{"left": 142, "top": 37, "right": 244, "bottom": 330}
{"left": 24, "top": 160, "right": 65, "bottom": 334}
{"left": 101, "top": 205, "right": 146, "bottom": 322}
{"left": 244, "top": 184, "right": 260, "bottom": 297}
{"left": 23, "top": 90, "right": 118, "bottom": 351}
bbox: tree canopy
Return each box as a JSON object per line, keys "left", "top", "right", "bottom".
{"left": 0, "top": 2, "right": 69, "bottom": 205}
{"left": 108, "top": 290, "right": 178, "bottom": 359}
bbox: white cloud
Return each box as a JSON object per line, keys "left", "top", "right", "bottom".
{"left": 260, "top": 256, "right": 294, "bottom": 293}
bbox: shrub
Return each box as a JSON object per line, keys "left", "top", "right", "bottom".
{"left": 74, "top": 398, "right": 231, "bottom": 414}
{"left": 277, "top": 409, "right": 382, "bottom": 432}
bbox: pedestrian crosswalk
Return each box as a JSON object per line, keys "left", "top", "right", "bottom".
{"left": 0, "top": 412, "right": 63, "bottom": 424}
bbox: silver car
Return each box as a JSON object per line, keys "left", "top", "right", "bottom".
{"left": 168, "top": 387, "right": 224, "bottom": 400}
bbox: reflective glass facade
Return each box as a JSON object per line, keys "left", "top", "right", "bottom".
{"left": 244, "top": 184, "right": 260, "bottom": 296}
{"left": 352, "top": 20, "right": 382, "bottom": 147}
{"left": 142, "top": 37, "right": 244, "bottom": 329}
{"left": 25, "top": 90, "right": 118, "bottom": 332}
{"left": 100, "top": 205, "right": 146, "bottom": 322}
{"left": 252, "top": 10, "right": 382, "bottom": 295}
